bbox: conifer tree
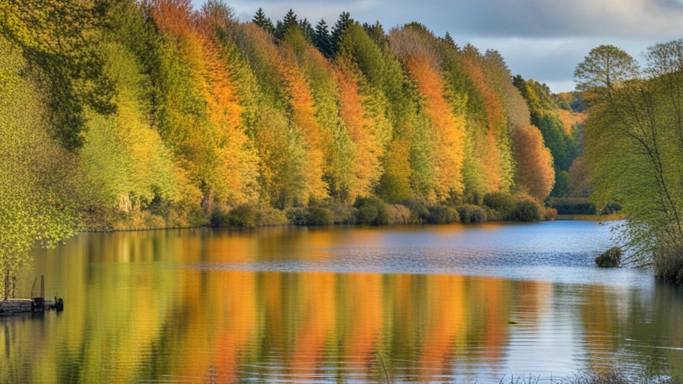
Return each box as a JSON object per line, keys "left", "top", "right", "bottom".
{"left": 252, "top": 8, "right": 274, "bottom": 34}
{"left": 299, "top": 18, "right": 314, "bottom": 43}
{"left": 275, "top": 9, "right": 298, "bottom": 40}
{"left": 331, "top": 12, "right": 352, "bottom": 54}
{"left": 443, "top": 32, "right": 456, "bottom": 48}
{"left": 314, "top": 19, "right": 333, "bottom": 58}
{"left": 363, "top": 21, "right": 386, "bottom": 47}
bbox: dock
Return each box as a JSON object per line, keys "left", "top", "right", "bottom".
{"left": 1, "top": 275, "right": 64, "bottom": 317}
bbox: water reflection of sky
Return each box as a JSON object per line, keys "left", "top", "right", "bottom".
{"left": 180, "top": 221, "right": 654, "bottom": 289}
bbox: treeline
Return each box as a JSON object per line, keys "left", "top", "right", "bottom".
{"left": 0, "top": 0, "right": 579, "bottom": 290}
{"left": 575, "top": 42, "right": 683, "bottom": 283}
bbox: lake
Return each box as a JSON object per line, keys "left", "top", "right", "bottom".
{"left": 2, "top": 221, "right": 683, "bottom": 383}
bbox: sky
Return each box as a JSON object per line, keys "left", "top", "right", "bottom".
{"left": 193, "top": 0, "right": 683, "bottom": 93}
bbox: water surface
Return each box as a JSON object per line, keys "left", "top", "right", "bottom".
{"left": 2, "top": 221, "right": 682, "bottom": 383}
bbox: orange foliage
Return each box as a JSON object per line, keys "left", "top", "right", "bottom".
{"left": 403, "top": 54, "right": 466, "bottom": 199}
{"left": 150, "top": 0, "right": 256, "bottom": 204}
{"left": 277, "top": 53, "right": 329, "bottom": 202}
{"left": 557, "top": 109, "right": 586, "bottom": 136}
{"left": 462, "top": 53, "right": 507, "bottom": 192}
{"left": 512, "top": 125, "right": 555, "bottom": 201}
{"left": 335, "top": 57, "right": 384, "bottom": 199}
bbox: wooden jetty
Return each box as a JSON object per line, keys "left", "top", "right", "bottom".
{"left": 0, "top": 275, "right": 64, "bottom": 317}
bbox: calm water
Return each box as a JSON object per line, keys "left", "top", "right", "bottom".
{"left": 3, "top": 221, "right": 683, "bottom": 383}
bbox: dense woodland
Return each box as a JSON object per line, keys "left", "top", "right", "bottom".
{"left": 0, "top": 0, "right": 590, "bottom": 293}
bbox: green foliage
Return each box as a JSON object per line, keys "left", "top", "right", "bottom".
{"left": 0, "top": 0, "right": 116, "bottom": 151}
{"left": 483, "top": 192, "right": 516, "bottom": 219}
{"left": 252, "top": 8, "right": 274, "bottom": 34}
{"left": 0, "top": 39, "right": 81, "bottom": 296}
{"left": 548, "top": 198, "right": 597, "bottom": 215}
{"left": 313, "top": 19, "right": 333, "bottom": 58}
{"left": 514, "top": 75, "right": 582, "bottom": 197}
{"left": 427, "top": 206, "right": 460, "bottom": 224}
{"left": 595, "top": 247, "right": 622, "bottom": 268}
{"left": 456, "top": 205, "right": 487, "bottom": 224}
{"left": 307, "top": 207, "right": 334, "bottom": 226}
{"left": 580, "top": 41, "right": 683, "bottom": 272}
{"left": 275, "top": 9, "right": 299, "bottom": 40}
{"left": 354, "top": 196, "right": 390, "bottom": 226}
{"left": 574, "top": 45, "right": 638, "bottom": 100}
{"left": 227, "top": 205, "right": 257, "bottom": 228}
{"left": 402, "top": 197, "right": 430, "bottom": 224}
{"left": 511, "top": 195, "right": 543, "bottom": 222}
{"left": 653, "top": 245, "right": 683, "bottom": 284}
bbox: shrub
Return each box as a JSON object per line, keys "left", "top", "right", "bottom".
{"left": 308, "top": 207, "right": 334, "bottom": 226}
{"left": 210, "top": 208, "right": 230, "bottom": 228}
{"left": 427, "top": 205, "right": 460, "bottom": 224}
{"left": 544, "top": 207, "right": 558, "bottom": 221}
{"left": 457, "top": 204, "right": 487, "bottom": 223}
{"left": 387, "top": 204, "right": 411, "bottom": 224}
{"left": 354, "top": 196, "right": 390, "bottom": 226}
{"left": 511, "top": 195, "right": 543, "bottom": 222}
{"left": 402, "top": 197, "right": 430, "bottom": 223}
{"left": 286, "top": 207, "right": 309, "bottom": 225}
{"left": 595, "top": 247, "right": 622, "bottom": 268}
{"left": 227, "top": 204, "right": 257, "bottom": 228}
{"left": 483, "top": 192, "right": 516, "bottom": 220}
{"left": 253, "top": 206, "right": 288, "bottom": 226}
{"left": 653, "top": 245, "right": 683, "bottom": 284}
{"left": 319, "top": 198, "right": 357, "bottom": 224}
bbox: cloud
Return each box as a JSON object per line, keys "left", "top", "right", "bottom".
{"left": 224, "top": 0, "right": 683, "bottom": 39}
{"left": 193, "top": 0, "right": 683, "bottom": 92}
{"left": 423, "top": 0, "right": 683, "bottom": 39}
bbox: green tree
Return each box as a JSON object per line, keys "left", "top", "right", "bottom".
{"left": 331, "top": 12, "right": 352, "bottom": 54}
{"left": 275, "top": 9, "right": 298, "bottom": 40}
{"left": 313, "top": 19, "right": 333, "bottom": 58}
{"left": 0, "top": 39, "right": 80, "bottom": 297}
{"left": 581, "top": 41, "right": 683, "bottom": 281}
{"left": 574, "top": 44, "right": 639, "bottom": 101}
{"left": 252, "top": 8, "right": 274, "bottom": 34}
{"left": 0, "top": 0, "right": 116, "bottom": 150}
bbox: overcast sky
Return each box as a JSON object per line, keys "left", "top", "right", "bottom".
{"left": 193, "top": 0, "right": 683, "bottom": 93}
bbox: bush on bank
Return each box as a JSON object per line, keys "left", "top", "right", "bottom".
{"left": 206, "top": 192, "right": 555, "bottom": 229}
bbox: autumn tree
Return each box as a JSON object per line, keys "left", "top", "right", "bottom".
{"left": 389, "top": 26, "right": 466, "bottom": 201}
{"left": 511, "top": 125, "right": 555, "bottom": 202}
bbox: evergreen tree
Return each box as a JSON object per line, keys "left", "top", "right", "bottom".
{"left": 363, "top": 21, "right": 386, "bottom": 47}
{"left": 331, "top": 12, "right": 352, "bottom": 55}
{"left": 443, "top": 32, "right": 456, "bottom": 48}
{"left": 252, "top": 7, "right": 274, "bottom": 34}
{"left": 299, "top": 18, "right": 314, "bottom": 43}
{"left": 313, "top": 19, "right": 333, "bottom": 58}
{"left": 275, "top": 9, "right": 298, "bottom": 40}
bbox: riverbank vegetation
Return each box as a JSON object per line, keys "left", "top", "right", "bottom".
{"left": 577, "top": 42, "right": 683, "bottom": 283}
{"left": 1, "top": 0, "right": 590, "bottom": 292}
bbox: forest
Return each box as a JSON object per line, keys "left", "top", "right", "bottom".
{"left": 0, "top": 0, "right": 589, "bottom": 292}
